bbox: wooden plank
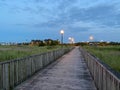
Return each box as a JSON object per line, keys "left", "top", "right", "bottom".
{"left": 9, "top": 62, "right": 14, "bottom": 89}
{"left": 0, "top": 64, "right": 3, "bottom": 89}
{"left": 4, "top": 63, "right": 9, "bottom": 90}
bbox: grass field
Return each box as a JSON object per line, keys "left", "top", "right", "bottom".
{"left": 0, "top": 45, "right": 67, "bottom": 62}
{"left": 83, "top": 45, "right": 120, "bottom": 72}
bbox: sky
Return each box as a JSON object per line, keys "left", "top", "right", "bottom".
{"left": 0, "top": 0, "right": 120, "bottom": 43}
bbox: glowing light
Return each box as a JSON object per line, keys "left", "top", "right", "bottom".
{"left": 60, "top": 30, "right": 64, "bottom": 44}
{"left": 89, "top": 35, "right": 94, "bottom": 41}
{"left": 60, "top": 30, "right": 64, "bottom": 34}
{"left": 68, "top": 37, "right": 74, "bottom": 44}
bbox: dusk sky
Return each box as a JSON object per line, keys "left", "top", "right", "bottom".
{"left": 0, "top": 0, "right": 120, "bottom": 43}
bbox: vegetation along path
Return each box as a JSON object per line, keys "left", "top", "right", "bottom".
{"left": 14, "top": 47, "right": 96, "bottom": 90}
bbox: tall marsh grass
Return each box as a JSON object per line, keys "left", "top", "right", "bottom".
{"left": 0, "top": 45, "right": 67, "bottom": 62}
{"left": 83, "top": 45, "right": 120, "bottom": 72}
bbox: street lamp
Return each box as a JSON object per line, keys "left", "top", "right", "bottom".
{"left": 68, "top": 37, "right": 72, "bottom": 43}
{"left": 89, "top": 35, "right": 94, "bottom": 41}
{"left": 60, "top": 30, "right": 64, "bottom": 44}
{"left": 89, "top": 35, "right": 94, "bottom": 46}
{"left": 71, "top": 38, "right": 74, "bottom": 44}
{"left": 68, "top": 37, "right": 74, "bottom": 44}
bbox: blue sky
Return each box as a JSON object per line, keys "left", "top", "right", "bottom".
{"left": 0, "top": 0, "right": 120, "bottom": 43}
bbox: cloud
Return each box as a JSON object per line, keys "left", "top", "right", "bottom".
{"left": 64, "top": 2, "right": 120, "bottom": 30}
{"left": 68, "top": 5, "right": 113, "bottom": 20}
{"left": 0, "top": 0, "right": 8, "bottom": 7}
{"left": 3, "top": 0, "right": 120, "bottom": 32}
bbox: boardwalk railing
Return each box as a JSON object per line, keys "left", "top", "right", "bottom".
{"left": 0, "top": 48, "right": 72, "bottom": 90}
{"left": 80, "top": 47, "right": 120, "bottom": 90}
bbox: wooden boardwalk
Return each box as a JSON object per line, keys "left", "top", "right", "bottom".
{"left": 14, "top": 47, "right": 97, "bottom": 90}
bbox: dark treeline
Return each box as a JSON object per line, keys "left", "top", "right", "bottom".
{"left": 20, "top": 39, "right": 60, "bottom": 46}
{"left": 75, "top": 41, "right": 120, "bottom": 46}
{"left": 1, "top": 40, "right": 120, "bottom": 46}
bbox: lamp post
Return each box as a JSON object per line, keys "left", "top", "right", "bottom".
{"left": 89, "top": 35, "right": 94, "bottom": 46}
{"left": 68, "top": 37, "right": 74, "bottom": 45}
{"left": 60, "top": 30, "right": 64, "bottom": 44}
{"left": 68, "top": 37, "right": 72, "bottom": 44}
{"left": 71, "top": 38, "right": 74, "bottom": 44}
